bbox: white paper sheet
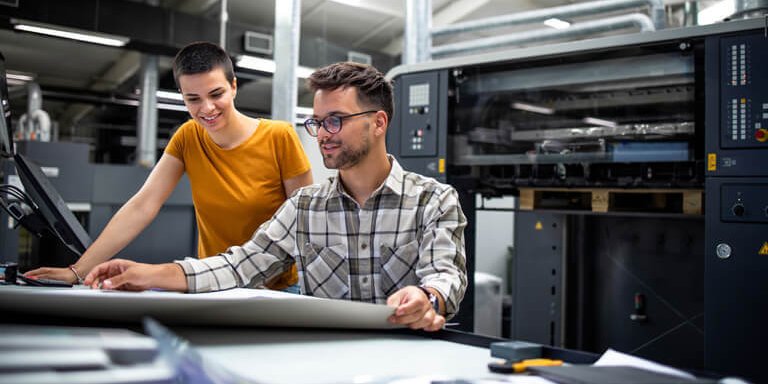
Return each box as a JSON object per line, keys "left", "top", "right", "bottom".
{"left": 0, "top": 286, "right": 398, "bottom": 329}
{"left": 594, "top": 348, "right": 696, "bottom": 379}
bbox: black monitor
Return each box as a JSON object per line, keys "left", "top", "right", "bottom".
{"left": 0, "top": 52, "right": 92, "bottom": 264}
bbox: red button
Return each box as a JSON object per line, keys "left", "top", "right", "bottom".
{"left": 756, "top": 129, "right": 768, "bottom": 142}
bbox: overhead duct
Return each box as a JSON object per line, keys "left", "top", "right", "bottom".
{"left": 431, "top": 0, "right": 666, "bottom": 37}
{"left": 431, "top": 13, "right": 656, "bottom": 58}
{"left": 731, "top": 0, "right": 768, "bottom": 19}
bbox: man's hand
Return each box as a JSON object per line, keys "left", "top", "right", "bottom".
{"left": 387, "top": 286, "right": 445, "bottom": 331}
{"left": 25, "top": 267, "right": 78, "bottom": 284}
{"left": 84, "top": 259, "right": 188, "bottom": 292}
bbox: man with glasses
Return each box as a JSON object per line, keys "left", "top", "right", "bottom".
{"left": 84, "top": 62, "right": 467, "bottom": 332}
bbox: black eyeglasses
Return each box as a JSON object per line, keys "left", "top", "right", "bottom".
{"left": 303, "top": 110, "right": 378, "bottom": 137}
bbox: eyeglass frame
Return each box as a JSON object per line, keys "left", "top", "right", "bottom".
{"left": 303, "top": 110, "right": 379, "bottom": 137}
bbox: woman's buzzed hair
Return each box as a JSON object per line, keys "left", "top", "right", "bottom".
{"left": 306, "top": 62, "right": 394, "bottom": 122}
{"left": 172, "top": 41, "right": 235, "bottom": 87}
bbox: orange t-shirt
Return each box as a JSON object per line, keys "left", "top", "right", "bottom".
{"left": 165, "top": 118, "right": 311, "bottom": 289}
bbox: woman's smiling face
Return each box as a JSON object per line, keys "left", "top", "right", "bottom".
{"left": 178, "top": 66, "right": 237, "bottom": 133}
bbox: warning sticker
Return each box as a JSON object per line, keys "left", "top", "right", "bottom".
{"left": 707, "top": 153, "right": 717, "bottom": 171}
{"left": 759, "top": 242, "right": 768, "bottom": 256}
{"left": 535, "top": 221, "right": 543, "bottom": 230}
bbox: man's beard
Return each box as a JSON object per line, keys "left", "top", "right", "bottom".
{"left": 320, "top": 129, "right": 371, "bottom": 170}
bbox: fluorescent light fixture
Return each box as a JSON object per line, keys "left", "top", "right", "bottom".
{"left": 698, "top": 0, "right": 735, "bottom": 25}
{"left": 296, "top": 66, "right": 316, "bottom": 79}
{"left": 236, "top": 55, "right": 276, "bottom": 73}
{"left": 582, "top": 117, "right": 617, "bottom": 128}
{"left": 512, "top": 102, "right": 554, "bottom": 115}
{"left": 295, "top": 106, "right": 314, "bottom": 116}
{"left": 156, "top": 90, "right": 183, "bottom": 101}
{"left": 11, "top": 18, "right": 129, "bottom": 47}
{"left": 544, "top": 18, "right": 571, "bottom": 30}
{"left": 6, "top": 72, "right": 35, "bottom": 82}
{"left": 156, "top": 103, "right": 188, "bottom": 112}
{"left": 236, "top": 55, "right": 315, "bottom": 78}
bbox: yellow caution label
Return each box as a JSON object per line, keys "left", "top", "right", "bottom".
{"left": 759, "top": 242, "right": 768, "bottom": 256}
{"left": 535, "top": 221, "right": 543, "bottom": 230}
{"left": 439, "top": 158, "right": 445, "bottom": 174}
{"left": 707, "top": 153, "right": 717, "bottom": 171}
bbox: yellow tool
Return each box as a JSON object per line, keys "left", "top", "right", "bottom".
{"left": 512, "top": 358, "right": 563, "bottom": 373}
{"left": 488, "top": 358, "right": 564, "bottom": 373}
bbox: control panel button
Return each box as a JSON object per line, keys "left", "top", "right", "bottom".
{"left": 756, "top": 128, "right": 768, "bottom": 143}
{"left": 731, "top": 203, "right": 745, "bottom": 217}
{"left": 716, "top": 243, "right": 732, "bottom": 259}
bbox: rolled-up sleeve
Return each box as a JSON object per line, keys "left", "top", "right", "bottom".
{"left": 175, "top": 198, "right": 299, "bottom": 293}
{"left": 416, "top": 187, "right": 467, "bottom": 319}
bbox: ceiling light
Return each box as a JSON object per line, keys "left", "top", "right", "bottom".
{"left": 512, "top": 102, "right": 554, "bottom": 115}
{"left": 6, "top": 72, "right": 35, "bottom": 82}
{"left": 236, "top": 55, "right": 276, "bottom": 73}
{"left": 582, "top": 117, "right": 617, "bottom": 128}
{"left": 296, "top": 66, "right": 316, "bottom": 79}
{"left": 295, "top": 107, "right": 314, "bottom": 116}
{"left": 544, "top": 18, "right": 571, "bottom": 30}
{"left": 698, "top": 0, "right": 736, "bottom": 25}
{"left": 156, "top": 103, "right": 188, "bottom": 112}
{"left": 236, "top": 55, "right": 315, "bottom": 78}
{"left": 11, "top": 19, "right": 129, "bottom": 47}
{"left": 156, "top": 90, "right": 183, "bottom": 101}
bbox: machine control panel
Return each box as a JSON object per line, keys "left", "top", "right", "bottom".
{"left": 721, "top": 35, "right": 768, "bottom": 148}
{"left": 720, "top": 184, "right": 768, "bottom": 223}
{"left": 398, "top": 73, "right": 439, "bottom": 157}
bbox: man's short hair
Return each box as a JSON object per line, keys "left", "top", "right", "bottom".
{"left": 306, "top": 62, "right": 394, "bottom": 123}
{"left": 172, "top": 41, "right": 235, "bottom": 88}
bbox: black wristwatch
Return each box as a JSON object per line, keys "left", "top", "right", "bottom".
{"left": 418, "top": 285, "right": 440, "bottom": 314}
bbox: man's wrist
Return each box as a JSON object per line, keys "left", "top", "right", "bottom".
{"left": 167, "top": 263, "right": 189, "bottom": 292}
{"left": 418, "top": 285, "right": 441, "bottom": 315}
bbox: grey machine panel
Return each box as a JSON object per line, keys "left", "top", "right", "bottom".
{"left": 512, "top": 211, "right": 564, "bottom": 346}
{"left": 390, "top": 70, "right": 448, "bottom": 181}
{"left": 91, "top": 165, "right": 195, "bottom": 264}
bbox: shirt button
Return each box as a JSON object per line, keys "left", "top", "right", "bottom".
{"left": 362, "top": 277, "right": 369, "bottom": 283}
{"left": 361, "top": 243, "right": 367, "bottom": 250}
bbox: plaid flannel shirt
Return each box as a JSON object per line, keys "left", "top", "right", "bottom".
{"left": 175, "top": 156, "right": 468, "bottom": 318}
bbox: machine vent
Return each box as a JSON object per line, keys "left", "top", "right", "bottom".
{"left": 347, "top": 51, "right": 372, "bottom": 65}
{"left": 244, "top": 31, "right": 273, "bottom": 55}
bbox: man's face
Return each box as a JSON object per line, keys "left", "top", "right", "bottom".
{"left": 178, "top": 67, "right": 237, "bottom": 133}
{"left": 313, "top": 87, "right": 374, "bottom": 170}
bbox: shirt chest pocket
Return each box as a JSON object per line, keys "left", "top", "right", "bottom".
{"left": 379, "top": 240, "right": 421, "bottom": 295}
{"left": 300, "top": 243, "right": 350, "bottom": 299}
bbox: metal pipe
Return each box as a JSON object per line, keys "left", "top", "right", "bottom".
{"left": 432, "top": 13, "right": 655, "bottom": 58}
{"left": 431, "top": 0, "right": 666, "bottom": 37}
{"left": 683, "top": 1, "right": 698, "bottom": 26}
{"left": 137, "top": 54, "right": 158, "bottom": 168}
{"left": 404, "top": 0, "right": 432, "bottom": 64}
{"left": 271, "top": 0, "right": 301, "bottom": 123}
{"left": 219, "top": 0, "right": 228, "bottom": 49}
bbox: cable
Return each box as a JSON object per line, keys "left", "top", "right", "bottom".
{"left": 0, "top": 184, "right": 37, "bottom": 208}
{"left": 0, "top": 183, "right": 83, "bottom": 257}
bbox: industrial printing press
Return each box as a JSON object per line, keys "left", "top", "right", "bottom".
{"left": 387, "top": 17, "right": 767, "bottom": 382}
